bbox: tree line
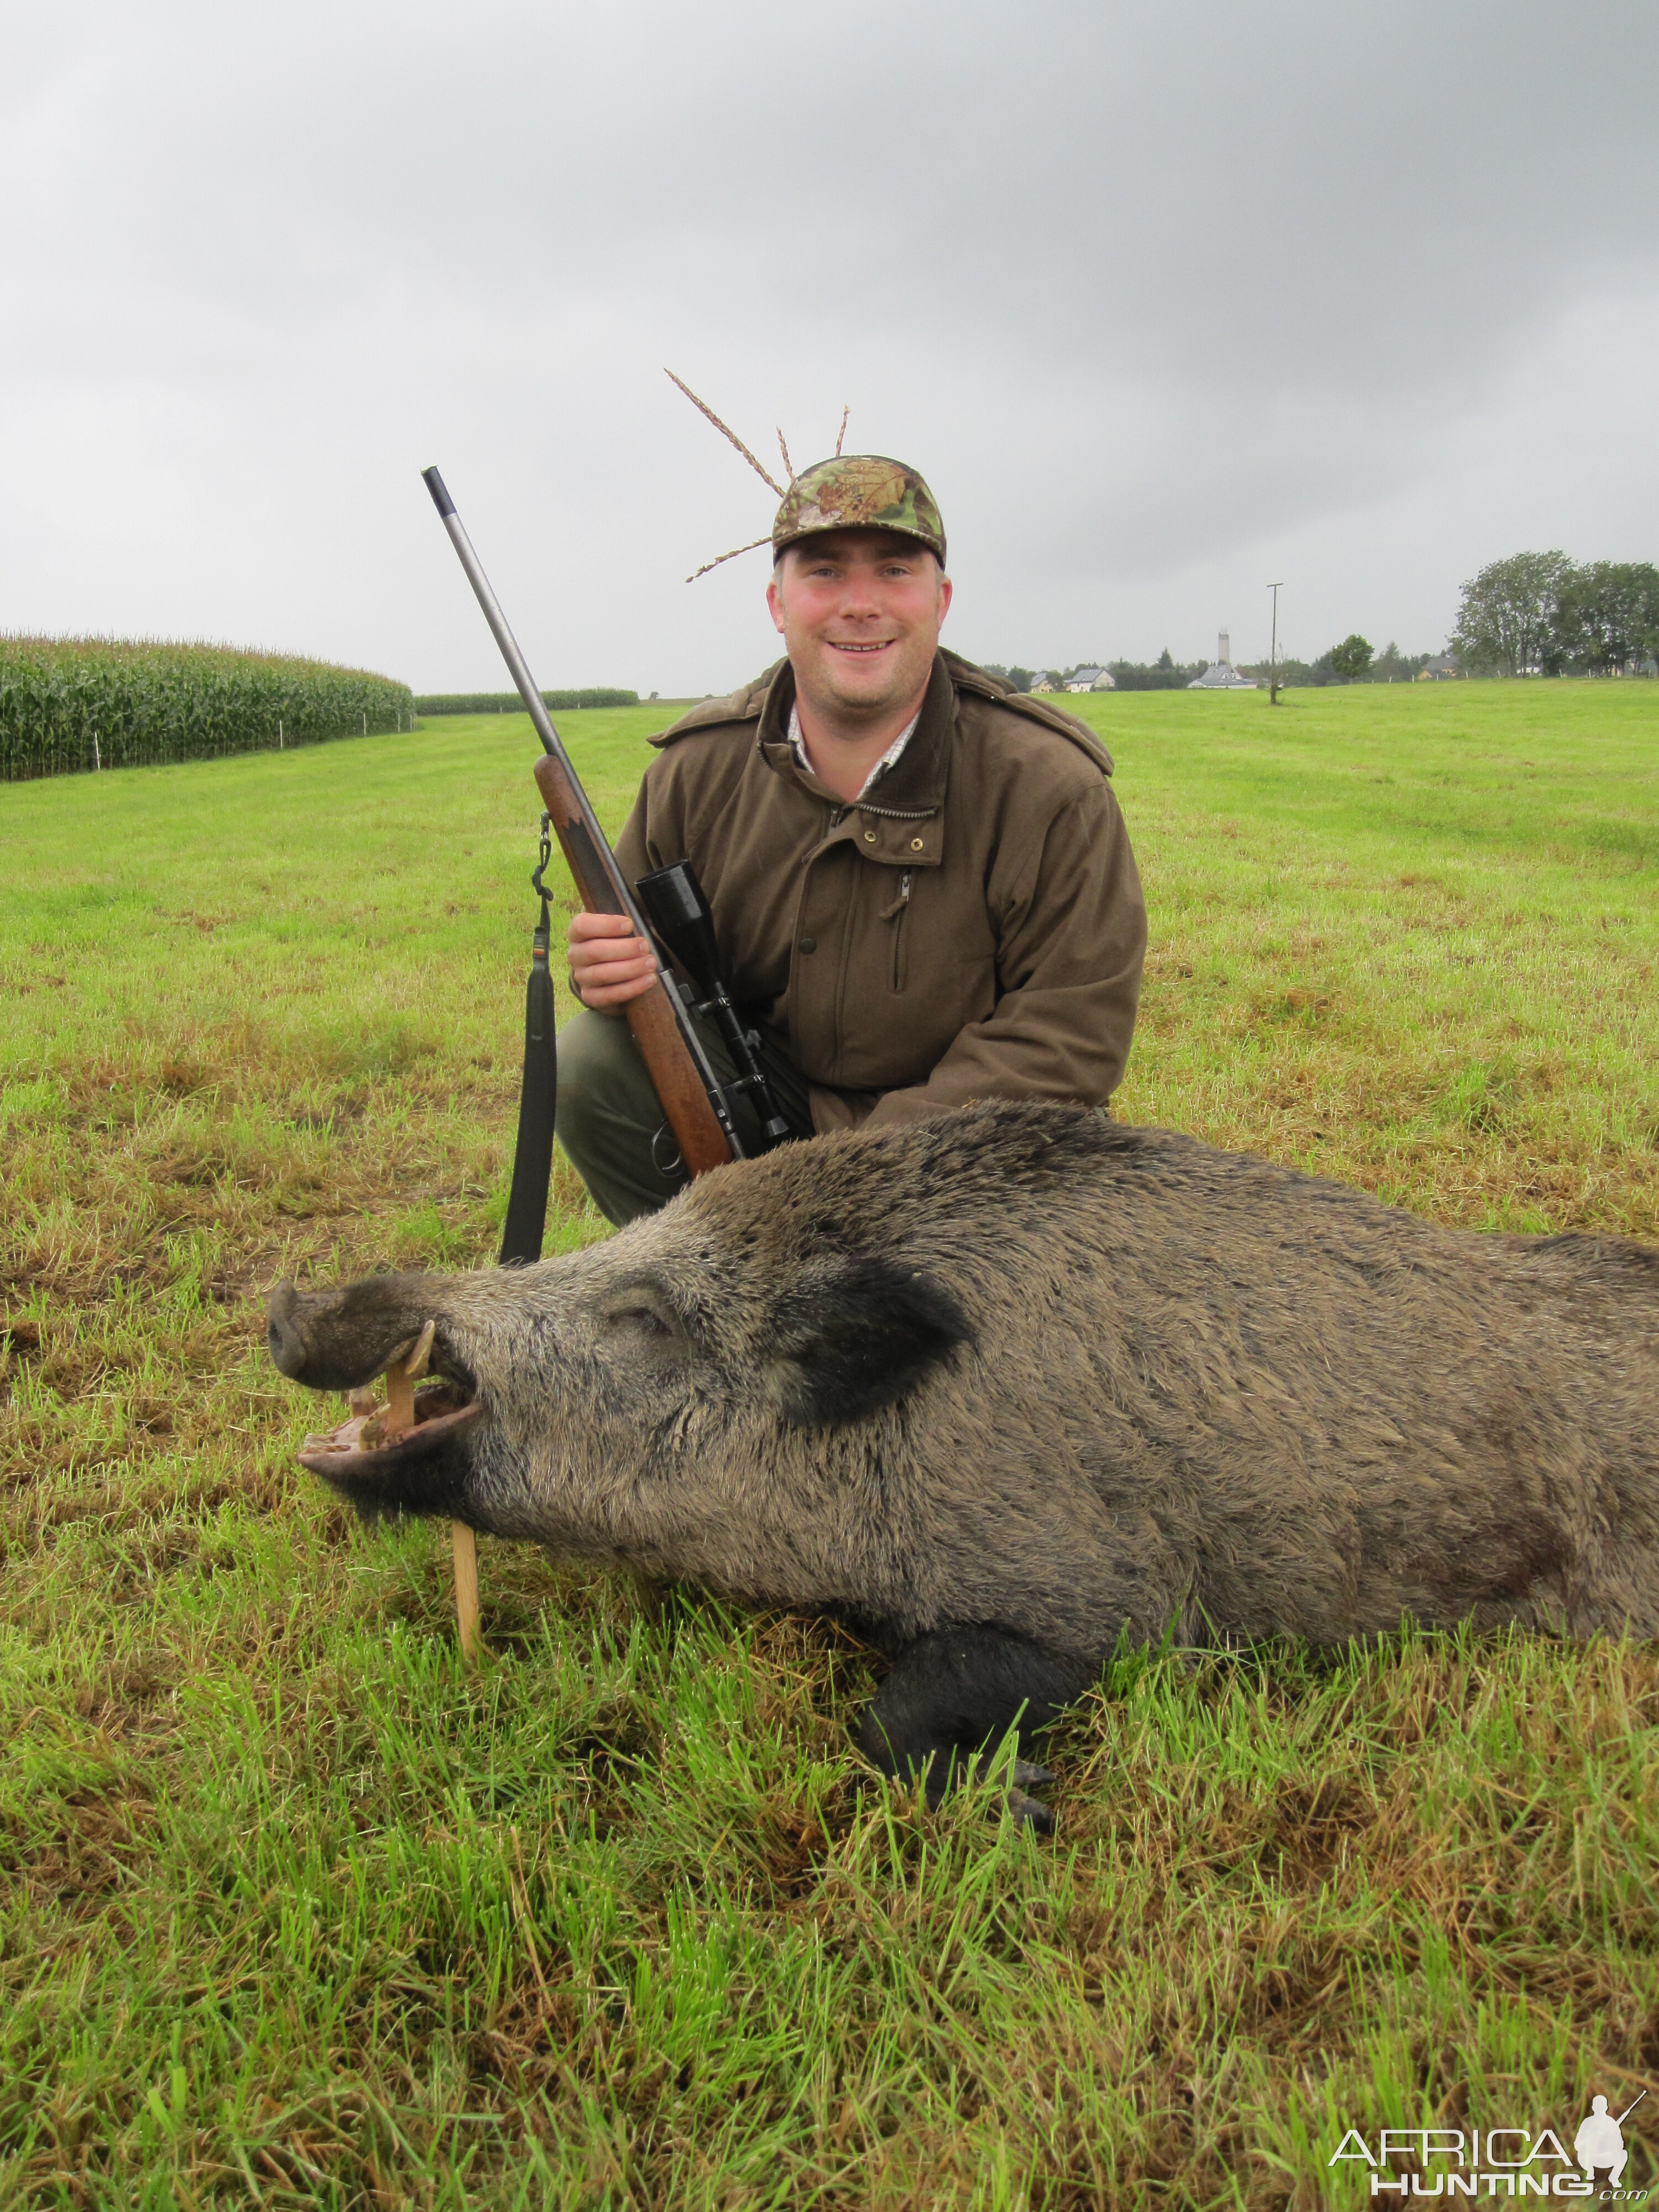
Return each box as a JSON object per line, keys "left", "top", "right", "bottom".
{"left": 1271, "top": 639, "right": 1442, "bottom": 686}
{"left": 413, "top": 687, "right": 639, "bottom": 714}
{"left": 980, "top": 655, "right": 1208, "bottom": 692}
{"left": 1451, "top": 554, "right": 1659, "bottom": 678}
{"left": 983, "top": 646, "right": 1440, "bottom": 691}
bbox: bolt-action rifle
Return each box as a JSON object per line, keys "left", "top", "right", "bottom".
{"left": 422, "top": 464, "right": 789, "bottom": 1183}
{"left": 422, "top": 465, "right": 758, "bottom": 1181}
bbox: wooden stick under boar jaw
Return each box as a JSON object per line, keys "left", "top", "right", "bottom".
{"left": 382, "top": 1322, "right": 482, "bottom": 1667}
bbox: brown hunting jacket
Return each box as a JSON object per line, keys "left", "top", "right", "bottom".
{"left": 611, "top": 648, "right": 1146, "bottom": 1135}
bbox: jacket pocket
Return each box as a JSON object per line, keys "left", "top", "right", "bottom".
{"left": 881, "top": 872, "right": 913, "bottom": 994}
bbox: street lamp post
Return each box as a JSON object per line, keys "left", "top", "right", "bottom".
{"left": 1267, "top": 581, "right": 1284, "bottom": 705}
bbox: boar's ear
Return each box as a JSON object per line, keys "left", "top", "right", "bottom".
{"left": 768, "top": 1256, "right": 972, "bottom": 1428}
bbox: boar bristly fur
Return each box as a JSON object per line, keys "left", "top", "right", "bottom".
{"left": 270, "top": 1101, "right": 1659, "bottom": 1809}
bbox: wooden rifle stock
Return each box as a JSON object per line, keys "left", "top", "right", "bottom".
{"left": 530, "top": 751, "right": 733, "bottom": 1175}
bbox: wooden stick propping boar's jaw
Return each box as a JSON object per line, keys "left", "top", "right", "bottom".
{"left": 270, "top": 1281, "right": 483, "bottom": 1665}
{"left": 387, "top": 1320, "right": 481, "bottom": 1667}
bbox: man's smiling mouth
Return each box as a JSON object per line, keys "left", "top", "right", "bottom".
{"left": 829, "top": 640, "right": 895, "bottom": 654}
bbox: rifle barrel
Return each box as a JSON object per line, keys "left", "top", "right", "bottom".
{"left": 421, "top": 466, "right": 614, "bottom": 886}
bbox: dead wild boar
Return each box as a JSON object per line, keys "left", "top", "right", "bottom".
{"left": 269, "top": 1100, "right": 1659, "bottom": 1826}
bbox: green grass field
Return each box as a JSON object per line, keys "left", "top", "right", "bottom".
{"left": 3, "top": 679, "right": 1658, "bottom": 2208}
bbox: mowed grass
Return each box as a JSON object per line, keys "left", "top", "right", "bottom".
{"left": 3, "top": 680, "right": 1658, "bottom": 2209}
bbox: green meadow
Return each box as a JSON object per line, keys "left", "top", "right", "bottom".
{"left": 3, "top": 678, "right": 1657, "bottom": 2207}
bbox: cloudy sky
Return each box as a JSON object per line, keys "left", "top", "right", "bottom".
{"left": 6, "top": 1, "right": 1657, "bottom": 693}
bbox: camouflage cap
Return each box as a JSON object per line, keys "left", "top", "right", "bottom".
{"left": 771, "top": 455, "right": 946, "bottom": 566}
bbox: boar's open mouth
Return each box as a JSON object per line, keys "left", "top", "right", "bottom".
{"left": 296, "top": 1380, "right": 484, "bottom": 1480}
{"left": 268, "top": 1282, "right": 488, "bottom": 1514}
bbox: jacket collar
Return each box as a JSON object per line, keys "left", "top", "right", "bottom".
{"left": 757, "top": 654, "right": 956, "bottom": 817}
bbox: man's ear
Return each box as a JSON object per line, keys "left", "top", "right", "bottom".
{"left": 766, "top": 1256, "right": 972, "bottom": 1428}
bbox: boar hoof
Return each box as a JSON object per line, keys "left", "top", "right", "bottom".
{"left": 1005, "top": 1786, "right": 1057, "bottom": 1834}
{"left": 856, "top": 1624, "right": 1088, "bottom": 1832}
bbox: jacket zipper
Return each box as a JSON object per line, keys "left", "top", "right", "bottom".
{"left": 883, "top": 870, "right": 912, "bottom": 992}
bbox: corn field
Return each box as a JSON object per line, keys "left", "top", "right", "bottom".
{"left": 0, "top": 636, "right": 415, "bottom": 780}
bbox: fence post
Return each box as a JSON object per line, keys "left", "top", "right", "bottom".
{"left": 362, "top": 711, "right": 367, "bottom": 735}
{"left": 279, "top": 718, "right": 284, "bottom": 749}
{"left": 93, "top": 731, "right": 101, "bottom": 771}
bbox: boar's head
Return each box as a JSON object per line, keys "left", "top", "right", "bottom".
{"left": 267, "top": 1147, "right": 974, "bottom": 1579}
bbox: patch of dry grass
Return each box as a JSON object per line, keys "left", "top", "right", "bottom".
{"left": 3, "top": 685, "right": 1657, "bottom": 2207}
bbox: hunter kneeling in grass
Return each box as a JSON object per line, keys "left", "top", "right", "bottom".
{"left": 555, "top": 455, "right": 1148, "bottom": 1223}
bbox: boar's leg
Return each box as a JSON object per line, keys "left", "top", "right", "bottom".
{"left": 856, "top": 1626, "right": 1092, "bottom": 1834}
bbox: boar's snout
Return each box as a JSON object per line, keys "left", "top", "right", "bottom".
{"left": 266, "top": 1274, "right": 440, "bottom": 1392}
{"left": 266, "top": 1281, "right": 313, "bottom": 1380}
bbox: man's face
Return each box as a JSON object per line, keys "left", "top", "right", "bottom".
{"left": 766, "top": 529, "right": 952, "bottom": 723}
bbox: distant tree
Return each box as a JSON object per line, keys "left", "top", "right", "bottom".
{"left": 1007, "top": 666, "right": 1035, "bottom": 693}
{"left": 1451, "top": 551, "right": 1573, "bottom": 676}
{"left": 1107, "top": 656, "right": 1207, "bottom": 691}
{"left": 1370, "top": 640, "right": 1431, "bottom": 683}
{"left": 1328, "top": 634, "right": 1374, "bottom": 682}
{"left": 1549, "top": 561, "right": 1659, "bottom": 675}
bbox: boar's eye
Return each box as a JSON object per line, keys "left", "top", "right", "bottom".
{"left": 611, "top": 1305, "right": 668, "bottom": 1337}
{"left": 597, "top": 1277, "right": 691, "bottom": 1356}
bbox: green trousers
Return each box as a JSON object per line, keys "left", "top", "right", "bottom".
{"left": 554, "top": 1008, "right": 817, "bottom": 1226}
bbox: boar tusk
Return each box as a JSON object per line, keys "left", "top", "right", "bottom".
{"left": 404, "top": 1320, "right": 436, "bottom": 1383}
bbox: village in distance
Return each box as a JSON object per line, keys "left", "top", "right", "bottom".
{"left": 985, "top": 548, "right": 1659, "bottom": 696}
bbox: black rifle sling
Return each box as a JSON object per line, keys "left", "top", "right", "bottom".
{"left": 499, "top": 821, "right": 558, "bottom": 1267}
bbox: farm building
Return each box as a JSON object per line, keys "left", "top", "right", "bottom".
{"left": 1065, "top": 666, "right": 1117, "bottom": 692}
{"left": 1188, "top": 631, "right": 1257, "bottom": 690}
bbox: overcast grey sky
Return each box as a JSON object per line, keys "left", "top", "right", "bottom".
{"left": 6, "top": 1, "right": 1657, "bottom": 693}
